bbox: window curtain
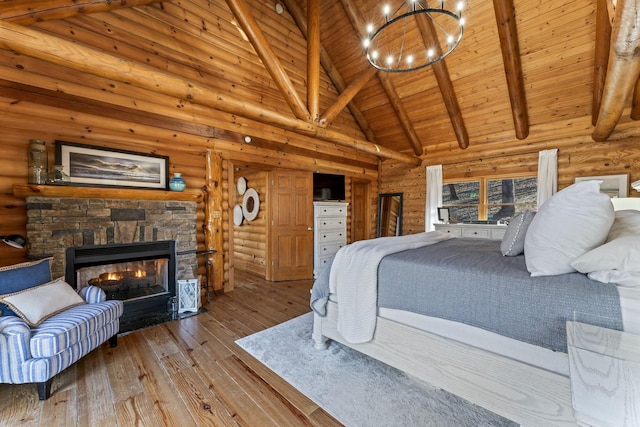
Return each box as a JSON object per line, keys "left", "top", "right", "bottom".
{"left": 537, "top": 148, "right": 558, "bottom": 209}
{"left": 425, "top": 165, "right": 443, "bottom": 232}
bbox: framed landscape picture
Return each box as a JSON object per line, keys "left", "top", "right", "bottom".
{"left": 55, "top": 141, "right": 169, "bottom": 189}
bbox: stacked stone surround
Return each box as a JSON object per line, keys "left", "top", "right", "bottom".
{"left": 26, "top": 196, "right": 198, "bottom": 280}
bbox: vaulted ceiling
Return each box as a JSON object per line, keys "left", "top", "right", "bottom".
{"left": 301, "top": 0, "right": 640, "bottom": 156}
{"left": 1, "top": 0, "right": 638, "bottom": 165}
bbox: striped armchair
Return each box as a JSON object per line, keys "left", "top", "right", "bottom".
{"left": 0, "top": 259, "right": 123, "bottom": 400}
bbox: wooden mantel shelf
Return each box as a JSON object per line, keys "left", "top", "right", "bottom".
{"left": 13, "top": 184, "right": 204, "bottom": 203}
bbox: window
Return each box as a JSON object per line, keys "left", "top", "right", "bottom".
{"left": 442, "top": 177, "right": 536, "bottom": 223}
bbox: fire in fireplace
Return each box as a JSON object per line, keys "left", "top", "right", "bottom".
{"left": 83, "top": 259, "right": 167, "bottom": 301}
{"left": 65, "top": 241, "right": 176, "bottom": 331}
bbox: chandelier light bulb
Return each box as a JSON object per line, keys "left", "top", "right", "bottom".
{"left": 366, "top": 23, "right": 374, "bottom": 33}
{"left": 427, "top": 48, "right": 435, "bottom": 58}
{"left": 406, "top": 55, "right": 414, "bottom": 66}
{"left": 457, "top": 2, "right": 464, "bottom": 13}
{"left": 459, "top": 17, "right": 466, "bottom": 26}
{"left": 363, "top": 39, "right": 370, "bottom": 48}
{"left": 372, "top": 50, "right": 379, "bottom": 59}
{"left": 386, "top": 56, "right": 394, "bottom": 66}
{"left": 383, "top": 4, "right": 390, "bottom": 19}
{"left": 446, "top": 34, "right": 454, "bottom": 44}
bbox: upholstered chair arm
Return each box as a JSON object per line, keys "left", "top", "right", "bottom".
{"left": 77, "top": 286, "right": 106, "bottom": 304}
{"left": 0, "top": 316, "right": 32, "bottom": 382}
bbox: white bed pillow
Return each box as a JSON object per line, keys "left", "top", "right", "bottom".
{"left": 524, "top": 180, "right": 614, "bottom": 276}
{"left": 587, "top": 270, "right": 640, "bottom": 287}
{"left": 0, "top": 278, "right": 86, "bottom": 326}
{"left": 606, "top": 209, "right": 640, "bottom": 242}
{"left": 571, "top": 234, "right": 640, "bottom": 273}
{"left": 500, "top": 210, "right": 535, "bottom": 256}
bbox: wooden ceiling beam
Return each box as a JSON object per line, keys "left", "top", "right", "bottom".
{"left": 593, "top": 0, "right": 640, "bottom": 141}
{"left": 415, "top": 13, "right": 469, "bottom": 150}
{"left": 493, "top": 0, "right": 529, "bottom": 140}
{"left": 224, "top": 0, "right": 310, "bottom": 122}
{"left": 320, "top": 66, "right": 377, "bottom": 127}
{"left": 592, "top": 0, "right": 612, "bottom": 124}
{"left": 0, "top": 0, "right": 164, "bottom": 24}
{"left": 0, "top": 19, "right": 420, "bottom": 165}
{"left": 307, "top": 0, "right": 320, "bottom": 122}
{"left": 280, "top": 0, "right": 378, "bottom": 142}
{"left": 338, "top": 0, "right": 424, "bottom": 157}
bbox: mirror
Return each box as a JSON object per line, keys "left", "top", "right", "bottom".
{"left": 377, "top": 193, "right": 403, "bottom": 237}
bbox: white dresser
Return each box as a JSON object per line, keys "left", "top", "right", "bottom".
{"left": 313, "top": 201, "right": 348, "bottom": 278}
{"left": 433, "top": 223, "right": 507, "bottom": 240}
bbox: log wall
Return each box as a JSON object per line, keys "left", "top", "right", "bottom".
{"left": 381, "top": 116, "right": 640, "bottom": 235}
{"left": 232, "top": 170, "right": 268, "bottom": 277}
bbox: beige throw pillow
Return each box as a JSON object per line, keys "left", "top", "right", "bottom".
{"left": 0, "top": 278, "right": 86, "bottom": 326}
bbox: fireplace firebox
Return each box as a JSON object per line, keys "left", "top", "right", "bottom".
{"left": 66, "top": 241, "right": 176, "bottom": 331}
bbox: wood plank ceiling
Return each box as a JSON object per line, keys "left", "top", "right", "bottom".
{"left": 1, "top": 0, "right": 639, "bottom": 163}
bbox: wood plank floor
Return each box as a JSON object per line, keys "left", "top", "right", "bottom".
{"left": 0, "top": 270, "right": 342, "bottom": 426}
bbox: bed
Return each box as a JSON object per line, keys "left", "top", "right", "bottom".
{"left": 310, "top": 182, "right": 640, "bottom": 426}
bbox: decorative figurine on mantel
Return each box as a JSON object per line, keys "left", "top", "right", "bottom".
{"left": 169, "top": 172, "right": 186, "bottom": 191}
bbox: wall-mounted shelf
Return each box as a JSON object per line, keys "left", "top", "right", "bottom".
{"left": 13, "top": 184, "right": 204, "bottom": 203}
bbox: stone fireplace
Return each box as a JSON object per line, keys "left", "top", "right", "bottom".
{"left": 26, "top": 196, "right": 198, "bottom": 330}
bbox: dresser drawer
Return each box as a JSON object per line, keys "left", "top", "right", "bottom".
{"left": 318, "top": 242, "right": 346, "bottom": 257}
{"left": 318, "top": 230, "right": 346, "bottom": 243}
{"left": 318, "top": 218, "right": 346, "bottom": 229}
{"left": 435, "top": 226, "right": 462, "bottom": 237}
{"left": 462, "top": 228, "right": 489, "bottom": 238}
{"left": 316, "top": 205, "right": 347, "bottom": 218}
{"left": 317, "top": 254, "right": 334, "bottom": 271}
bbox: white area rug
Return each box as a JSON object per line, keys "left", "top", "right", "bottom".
{"left": 236, "top": 312, "right": 518, "bottom": 427}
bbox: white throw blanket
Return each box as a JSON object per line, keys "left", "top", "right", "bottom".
{"left": 330, "top": 231, "right": 451, "bottom": 343}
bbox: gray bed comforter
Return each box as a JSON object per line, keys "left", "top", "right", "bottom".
{"left": 312, "top": 238, "right": 623, "bottom": 353}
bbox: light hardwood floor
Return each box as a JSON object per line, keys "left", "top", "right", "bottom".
{"left": 0, "top": 270, "right": 341, "bottom": 426}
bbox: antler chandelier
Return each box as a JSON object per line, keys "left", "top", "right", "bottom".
{"left": 363, "top": 0, "right": 465, "bottom": 72}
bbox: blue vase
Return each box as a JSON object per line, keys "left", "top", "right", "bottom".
{"left": 169, "top": 173, "right": 186, "bottom": 192}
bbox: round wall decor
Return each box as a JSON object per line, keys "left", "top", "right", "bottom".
{"left": 236, "top": 176, "right": 247, "bottom": 195}
{"left": 242, "top": 188, "right": 260, "bottom": 221}
{"left": 233, "top": 204, "right": 244, "bottom": 226}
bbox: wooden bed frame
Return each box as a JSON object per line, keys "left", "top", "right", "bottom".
{"left": 313, "top": 300, "right": 578, "bottom": 426}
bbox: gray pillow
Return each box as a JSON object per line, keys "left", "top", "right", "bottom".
{"left": 500, "top": 210, "right": 536, "bottom": 256}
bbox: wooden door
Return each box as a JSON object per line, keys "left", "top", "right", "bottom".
{"left": 268, "top": 170, "right": 313, "bottom": 281}
{"left": 351, "top": 180, "right": 369, "bottom": 242}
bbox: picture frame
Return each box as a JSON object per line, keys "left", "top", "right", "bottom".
{"left": 437, "top": 207, "right": 450, "bottom": 223}
{"left": 55, "top": 140, "right": 169, "bottom": 189}
{"left": 574, "top": 174, "right": 629, "bottom": 198}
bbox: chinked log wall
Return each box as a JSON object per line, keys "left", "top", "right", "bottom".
{"left": 381, "top": 115, "right": 640, "bottom": 235}
{"left": 0, "top": 1, "right": 380, "bottom": 274}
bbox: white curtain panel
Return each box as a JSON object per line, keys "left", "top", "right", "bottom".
{"left": 425, "top": 165, "right": 443, "bottom": 232}
{"left": 537, "top": 148, "right": 558, "bottom": 209}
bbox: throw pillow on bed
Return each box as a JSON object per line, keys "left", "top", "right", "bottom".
{"left": 524, "top": 180, "right": 614, "bottom": 277}
{"left": 500, "top": 209, "right": 536, "bottom": 256}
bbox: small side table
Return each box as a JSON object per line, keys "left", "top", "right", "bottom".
{"left": 196, "top": 249, "right": 217, "bottom": 303}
